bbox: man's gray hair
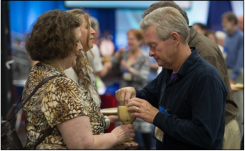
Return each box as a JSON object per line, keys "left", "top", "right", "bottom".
{"left": 140, "top": 7, "right": 190, "bottom": 43}
{"left": 215, "top": 31, "right": 226, "bottom": 40}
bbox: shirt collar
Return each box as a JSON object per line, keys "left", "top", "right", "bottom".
{"left": 165, "top": 47, "right": 198, "bottom": 78}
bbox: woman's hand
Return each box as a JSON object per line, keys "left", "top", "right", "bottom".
{"left": 111, "top": 124, "right": 136, "bottom": 145}
{"left": 118, "top": 47, "right": 125, "bottom": 54}
{"left": 108, "top": 115, "right": 120, "bottom": 123}
{"left": 121, "top": 60, "right": 136, "bottom": 75}
{"left": 120, "top": 60, "right": 129, "bottom": 70}
{"left": 115, "top": 47, "right": 125, "bottom": 59}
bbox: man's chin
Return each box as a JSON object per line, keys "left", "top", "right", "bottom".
{"left": 156, "top": 61, "right": 161, "bottom": 66}
{"left": 157, "top": 64, "right": 163, "bottom": 67}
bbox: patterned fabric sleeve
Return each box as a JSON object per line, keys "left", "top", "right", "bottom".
{"left": 41, "top": 77, "right": 89, "bottom": 127}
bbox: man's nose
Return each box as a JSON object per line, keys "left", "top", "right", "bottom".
{"left": 149, "top": 49, "right": 154, "bottom": 57}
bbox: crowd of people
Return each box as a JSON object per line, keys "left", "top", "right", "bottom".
{"left": 10, "top": 1, "right": 243, "bottom": 150}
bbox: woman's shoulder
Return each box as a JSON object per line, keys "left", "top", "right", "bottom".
{"left": 25, "top": 63, "right": 79, "bottom": 92}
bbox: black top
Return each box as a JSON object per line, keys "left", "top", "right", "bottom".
{"left": 136, "top": 47, "right": 227, "bottom": 149}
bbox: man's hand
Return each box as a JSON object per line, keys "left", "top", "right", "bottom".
{"left": 116, "top": 87, "right": 136, "bottom": 105}
{"left": 231, "top": 87, "right": 242, "bottom": 92}
{"left": 230, "top": 83, "right": 244, "bottom": 92}
{"left": 127, "top": 98, "right": 159, "bottom": 124}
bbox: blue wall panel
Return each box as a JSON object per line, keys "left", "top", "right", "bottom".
{"left": 206, "top": 1, "right": 232, "bottom": 31}
{"left": 10, "top": 1, "right": 63, "bottom": 34}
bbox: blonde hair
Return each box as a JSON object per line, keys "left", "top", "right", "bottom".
{"left": 66, "top": 9, "right": 93, "bottom": 87}
{"left": 140, "top": 7, "right": 189, "bottom": 43}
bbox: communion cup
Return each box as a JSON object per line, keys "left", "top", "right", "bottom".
{"left": 118, "top": 106, "right": 136, "bottom": 145}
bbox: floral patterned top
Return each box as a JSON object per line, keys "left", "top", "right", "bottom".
{"left": 22, "top": 62, "right": 105, "bottom": 149}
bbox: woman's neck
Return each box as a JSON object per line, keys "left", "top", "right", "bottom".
{"left": 42, "top": 59, "right": 65, "bottom": 71}
{"left": 130, "top": 47, "right": 141, "bottom": 56}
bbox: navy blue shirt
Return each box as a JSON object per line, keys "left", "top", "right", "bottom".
{"left": 224, "top": 28, "right": 244, "bottom": 80}
{"left": 136, "top": 47, "right": 227, "bottom": 149}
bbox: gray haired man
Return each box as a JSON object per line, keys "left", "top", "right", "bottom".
{"left": 116, "top": 7, "right": 227, "bottom": 149}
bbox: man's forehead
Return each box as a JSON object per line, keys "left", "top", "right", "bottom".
{"left": 144, "top": 25, "right": 156, "bottom": 38}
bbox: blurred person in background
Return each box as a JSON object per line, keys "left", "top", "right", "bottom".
{"left": 222, "top": 11, "right": 244, "bottom": 141}
{"left": 23, "top": 9, "right": 135, "bottom": 149}
{"left": 108, "top": 29, "right": 151, "bottom": 149}
{"left": 215, "top": 31, "right": 227, "bottom": 59}
{"left": 205, "top": 29, "right": 217, "bottom": 43}
{"left": 215, "top": 31, "right": 226, "bottom": 47}
{"left": 237, "top": 16, "right": 244, "bottom": 32}
{"left": 138, "top": 1, "right": 239, "bottom": 149}
{"left": 87, "top": 16, "right": 111, "bottom": 83}
{"left": 205, "top": 30, "right": 225, "bottom": 55}
{"left": 109, "top": 29, "right": 150, "bottom": 91}
{"left": 192, "top": 23, "right": 207, "bottom": 35}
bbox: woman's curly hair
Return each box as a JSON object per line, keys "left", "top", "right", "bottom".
{"left": 66, "top": 9, "right": 94, "bottom": 87}
{"left": 25, "top": 9, "right": 81, "bottom": 61}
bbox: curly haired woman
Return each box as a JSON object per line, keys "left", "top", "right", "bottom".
{"left": 23, "top": 9, "right": 135, "bottom": 149}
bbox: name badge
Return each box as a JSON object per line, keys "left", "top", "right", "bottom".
{"left": 154, "top": 105, "right": 168, "bottom": 143}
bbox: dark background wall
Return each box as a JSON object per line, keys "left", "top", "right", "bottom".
{"left": 2, "top": 1, "right": 14, "bottom": 125}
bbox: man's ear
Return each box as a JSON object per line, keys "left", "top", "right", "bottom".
{"left": 170, "top": 32, "right": 180, "bottom": 46}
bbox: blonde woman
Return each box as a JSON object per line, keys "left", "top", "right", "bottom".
{"left": 63, "top": 9, "right": 137, "bottom": 149}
